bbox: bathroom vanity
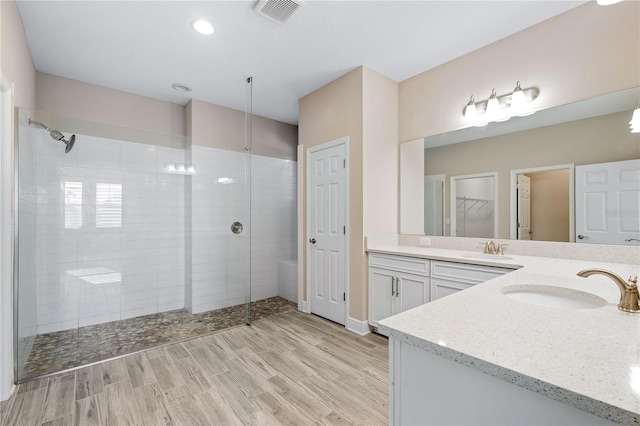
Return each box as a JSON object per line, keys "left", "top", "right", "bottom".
{"left": 369, "top": 253, "right": 512, "bottom": 328}
{"left": 368, "top": 239, "right": 640, "bottom": 425}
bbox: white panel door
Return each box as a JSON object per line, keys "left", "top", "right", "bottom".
{"left": 308, "top": 141, "right": 346, "bottom": 324}
{"left": 517, "top": 174, "right": 531, "bottom": 240}
{"left": 576, "top": 159, "right": 640, "bottom": 245}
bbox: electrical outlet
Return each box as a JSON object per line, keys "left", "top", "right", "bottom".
{"left": 419, "top": 237, "right": 431, "bottom": 246}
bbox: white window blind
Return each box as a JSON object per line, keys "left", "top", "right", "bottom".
{"left": 64, "top": 181, "right": 83, "bottom": 229}
{"left": 96, "top": 183, "right": 122, "bottom": 228}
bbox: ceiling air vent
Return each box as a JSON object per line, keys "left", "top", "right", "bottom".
{"left": 254, "top": 0, "right": 304, "bottom": 25}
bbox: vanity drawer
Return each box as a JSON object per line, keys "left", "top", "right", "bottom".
{"left": 431, "top": 261, "right": 510, "bottom": 285}
{"left": 369, "top": 253, "right": 430, "bottom": 276}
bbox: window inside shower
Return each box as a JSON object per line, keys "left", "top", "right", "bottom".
{"left": 14, "top": 107, "right": 298, "bottom": 381}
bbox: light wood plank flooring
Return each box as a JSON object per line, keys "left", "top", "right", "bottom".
{"left": 0, "top": 311, "right": 389, "bottom": 426}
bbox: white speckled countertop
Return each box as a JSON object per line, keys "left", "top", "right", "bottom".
{"left": 372, "top": 243, "right": 640, "bottom": 425}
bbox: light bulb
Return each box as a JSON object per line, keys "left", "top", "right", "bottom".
{"left": 510, "top": 81, "right": 526, "bottom": 113}
{"left": 485, "top": 89, "right": 499, "bottom": 120}
{"left": 630, "top": 106, "right": 640, "bottom": 133}
{"left": 464, "top": 96, "right": 477, "bottom": 120}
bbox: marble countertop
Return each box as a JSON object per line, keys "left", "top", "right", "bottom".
{"left": 372, "top": 244, "right": 640, "bottom": 424}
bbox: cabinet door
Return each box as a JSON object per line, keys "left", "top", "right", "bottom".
{"left": 430, "top": 277, "right": 473, "bottom": 301}
{"left": 369, "top": 267, "right": 395, "bottom": 327}
{"left": 396, "top": 272, "right": 430, "bottom": 314}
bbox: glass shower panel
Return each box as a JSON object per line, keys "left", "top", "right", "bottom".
{"left": 15, "top": 110, "right": 190, "bottom": 381}
{"left": 14, "top": 105, "right": 253, "bottom": 382}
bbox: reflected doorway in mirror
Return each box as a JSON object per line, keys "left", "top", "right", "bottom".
{"left": 509, "top": 164, "right": 574, "bottom": 243}
{"left": 424, "top": 174, "right": 445, "bottom": 236}
{"left": 450, "top": 172, "right": 498, "bottom": 238}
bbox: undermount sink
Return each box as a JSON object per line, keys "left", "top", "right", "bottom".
{"left": 501, "top": 285, "right": 608, "bottom": 310}
{"left": 461, "top": 253, "right": 513, "bottom": 261}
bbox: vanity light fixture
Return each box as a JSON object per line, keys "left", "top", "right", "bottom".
{"left": 630, "top": 104, "right": 640, "bottom": 133}
{"left": 463, "top": 81, "right": 540, "bottom": 127}
{"left": 192, "top": 20, "right": 215, "bottom": 35}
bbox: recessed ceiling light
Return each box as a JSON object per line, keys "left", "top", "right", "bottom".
{"left": 192, "top": 20, "right": 214, "bottom": 35}
{"left": 172, "top": 83, "right": 192, "bottom": 93}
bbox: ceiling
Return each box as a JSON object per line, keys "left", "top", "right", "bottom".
{"left": 16, "top": 1, "right": 585, "bottom": 125}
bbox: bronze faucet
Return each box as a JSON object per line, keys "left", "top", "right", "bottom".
{"left": 577, "top": 269, "right": 640, "bottom": 313}
{"left": 479, "top": 240, "right": 509, "bottom": 255}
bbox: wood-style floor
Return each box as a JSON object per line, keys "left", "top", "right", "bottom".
{"left": 0, "top": 310, "right": 389, "bottom": 426}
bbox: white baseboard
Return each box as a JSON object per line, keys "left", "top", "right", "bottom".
{"left": 299, "top": 301, "right": 309, "bottom": 313}
{"left": 346, "top": 317, "right": 370, "bottom": 336}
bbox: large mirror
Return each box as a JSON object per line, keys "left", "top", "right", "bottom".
{"left": 400, "top": 87, "right": 640, "bottom": 245}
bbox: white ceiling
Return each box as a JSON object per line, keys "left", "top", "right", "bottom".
{"left": 16, "top": 0, "right": 585, "bottom": 125}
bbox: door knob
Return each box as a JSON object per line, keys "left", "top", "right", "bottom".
{"left": 577, "top": 234, "right": 588, "bottom": 240}
{"left": 309, "top": 238, "right": 317, "bottom": 244}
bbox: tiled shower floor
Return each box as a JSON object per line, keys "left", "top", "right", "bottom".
{"left": 22, "top": 296, "right": 296, "bottom": 379}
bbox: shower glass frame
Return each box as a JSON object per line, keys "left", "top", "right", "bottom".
{"left": 244, "top": 76, "right": 253, "bottom": 325}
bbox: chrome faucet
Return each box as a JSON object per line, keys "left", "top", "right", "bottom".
{"left": 577, "top": 269, "right": 640, "bottom": 313}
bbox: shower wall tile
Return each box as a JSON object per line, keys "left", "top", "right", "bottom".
{"left": 20, "top": 126, "right": 296, "bottom": 338}
{"left": 184, "top": 146, "right": 296, "bottom": 313}
{"left": 20, "top": 130, "right": 186, "bottom": 334}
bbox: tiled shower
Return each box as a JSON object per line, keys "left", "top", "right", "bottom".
{"left": 15, "top": 110, "right": 297, "bottom": 381}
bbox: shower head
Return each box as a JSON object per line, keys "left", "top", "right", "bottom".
{"left": 27, "top": 118, "right": 77, "bottom": 153}
{"left": 64, "top": 135, "right": 76, "bottom": 153}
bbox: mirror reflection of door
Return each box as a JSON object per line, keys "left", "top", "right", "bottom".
{"left": 450, "top": 173, "right": 497, "bottom": 238}
{"left": 516, "top": 174, "right": 531, "bottom": 239}
{"left": 575, "top": 159, "right": 640, "bottom": 245}
{"left": 511, "top": 166, "right": 573, "bottom": 242}
{"left": 424, "top": 174, "right": 444, "bottom": 236}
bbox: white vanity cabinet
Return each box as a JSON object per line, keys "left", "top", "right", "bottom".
{"left": 430, "top": 260, "right": 511, "bottom": 301}
{"left": 368, "top": 253, "right": 430, "bottom": 328}
{"left": 389, "top": 338, "right": 617, "bottom": 426}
